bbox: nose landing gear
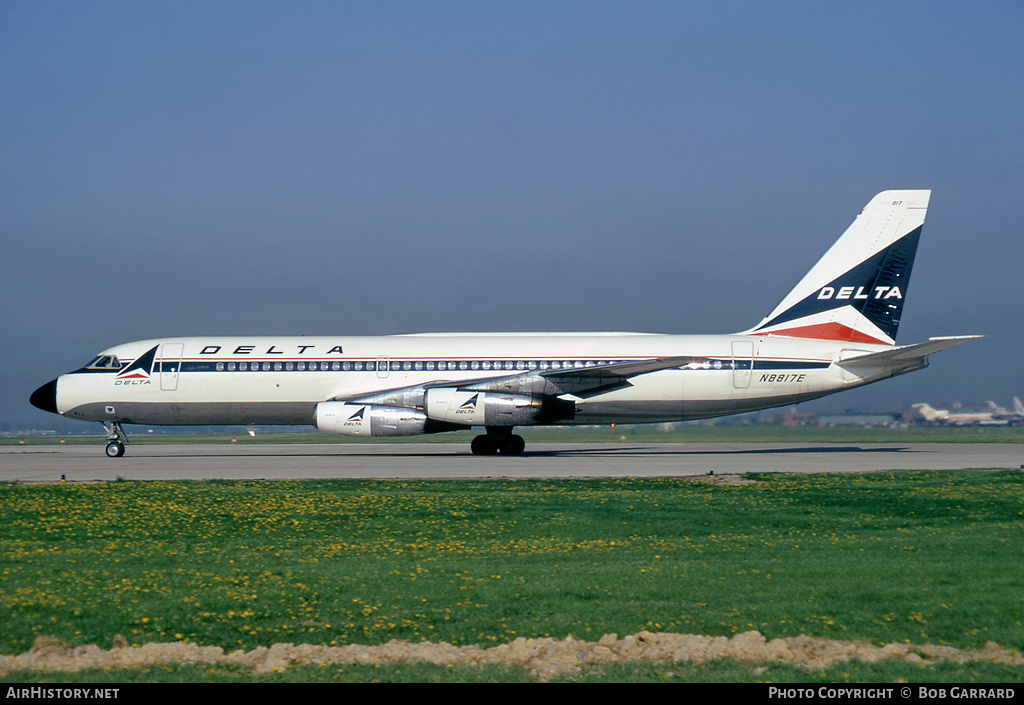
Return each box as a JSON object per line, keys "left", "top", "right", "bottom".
{"left": 103, "top": 422, "right": 128, "bottom": 458}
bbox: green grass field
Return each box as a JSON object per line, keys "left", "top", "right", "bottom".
{"left": 2, "top": 469, "right": 1022, "bottom": 682}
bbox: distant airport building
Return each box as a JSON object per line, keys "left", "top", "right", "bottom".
{"left": 817, "top": 414, "right": 902, "bottom": 427}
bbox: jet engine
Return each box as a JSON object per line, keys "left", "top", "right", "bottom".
{"left": 315, "top": 402, "right": 435, "bottom": 437}
{"left": 425, "top": 388, "right": 574, "bottom": 427}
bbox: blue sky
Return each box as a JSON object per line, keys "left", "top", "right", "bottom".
{"left": 3, "top": 1, "right": 1022, "bottom": 429}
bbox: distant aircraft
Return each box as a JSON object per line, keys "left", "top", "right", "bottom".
{"left": 31, "top": 190, "right": 979, "bottom": 457}
{"left": 912, "top": 403, "right": 1007, "bottom": 426}
{"left": 985, "top": 397, "right": 1024, "bottom": 424}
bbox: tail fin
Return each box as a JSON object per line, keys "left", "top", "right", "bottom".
{"left": 912, "top": 403, "right": 943, "bottom": 422}
{"left": 744, "top": 190, "right": 930, "bottom": 345}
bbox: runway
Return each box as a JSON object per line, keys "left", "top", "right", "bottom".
{"left": 2, "top": 441, "right": 1022, "bottom": 483}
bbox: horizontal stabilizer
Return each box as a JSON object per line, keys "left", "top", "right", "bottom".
{"left": 836, "top": 336, "right": 982, "bottom": 369}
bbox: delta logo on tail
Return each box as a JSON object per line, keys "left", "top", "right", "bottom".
{"left": 745, "top": 192, "right": 928, "bottom": 346}
{"left": 115, "top": 346, "right": 158, "bottom": 384}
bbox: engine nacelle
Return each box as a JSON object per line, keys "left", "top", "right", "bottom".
{"left": 425, "top": 388, "right": 574, "bottom": 427}
{"left": 315, "top": 402, "right": 432, "bottom": 437}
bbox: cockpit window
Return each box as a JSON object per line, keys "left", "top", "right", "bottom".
{"left": 86, "top": 356, "right": 121, "bottom": 370}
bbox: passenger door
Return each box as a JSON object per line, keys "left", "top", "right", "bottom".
{"left": 731, "top": 340, "right": 754, "bottom": 389}
{"left": 160, "top": 343, "right": 184, "bottom": 391}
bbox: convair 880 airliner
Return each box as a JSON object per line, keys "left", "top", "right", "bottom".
{"left": 31, "top": 190, "right": 978, "bottom": 457}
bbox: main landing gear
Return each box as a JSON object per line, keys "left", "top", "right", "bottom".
{"left": 103, "top": 422, "right": 128, "bottom": 458}
{"left": 470, "top": 428, "right": 526, "bottom": 456}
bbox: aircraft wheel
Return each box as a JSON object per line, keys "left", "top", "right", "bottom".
{"left": 499, "top": 434, "right": 526, "bottom": 456}
{"left": 105, "top": 440, "right": 126, "bottom": 458}
{"left": 471, "top": 435, "right": 498, "bottom": 455}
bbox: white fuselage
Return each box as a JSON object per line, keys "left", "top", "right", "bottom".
{"left": 54, "top": 332, "right": 895, "bottom": 429}
{"left": 31, "top": 190, "right": 975, "bottom": 457}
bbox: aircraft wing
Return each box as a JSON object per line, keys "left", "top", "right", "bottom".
{"left": 336, "top": 355, "right": 701, "bottom": 405}
{"left": 522, "top": 355, "right": 701, "bottom": 398}
{"left": 836, "top": 336, "right": 982, "bottom": 370}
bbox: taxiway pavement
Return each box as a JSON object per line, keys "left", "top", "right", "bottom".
{"left": 2, "top": 441, "right": 1022, "bottom": 483}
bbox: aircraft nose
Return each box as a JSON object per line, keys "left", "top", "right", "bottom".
{"left": 30, "top": 379, "right": 59, "bottom": 415}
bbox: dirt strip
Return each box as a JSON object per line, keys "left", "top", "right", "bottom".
{"left": 4, "top": 631, "right": 1023, "bottom": 681}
